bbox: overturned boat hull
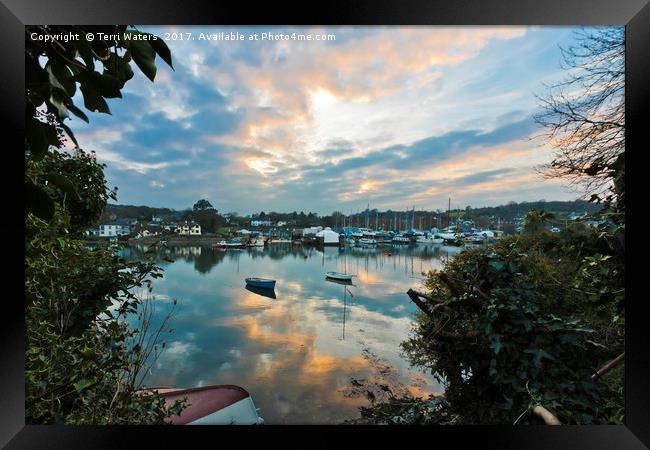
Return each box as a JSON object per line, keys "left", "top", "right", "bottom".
{"left": 146, "top": 385, "right": 264, "bottom": 425}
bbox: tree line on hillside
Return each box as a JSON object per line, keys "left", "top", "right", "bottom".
{"left": 99, "top": 199, "right": 601, "bottom": 232}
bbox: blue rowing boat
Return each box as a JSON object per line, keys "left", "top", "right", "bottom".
{"left": 245, "top": 277, "right": 276, "bottom": 289}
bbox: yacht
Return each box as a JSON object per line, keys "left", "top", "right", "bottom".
{"left": 391, "top": 235, "right": 411, "bottom": 244}
{"left": 359, "top": 230, "right": 377, "bottom": 245}
{"left": 416, "top": 233, "right": 443, "bottom": 244}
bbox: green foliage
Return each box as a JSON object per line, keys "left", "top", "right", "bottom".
{"left": 26, "top": 207, "right": 183, "bottom": 423}
{"left": 600, "top": 364, "right": 624, "bottom": 424}
{"left": 25, "top": 25, "right": 173, "bottom": 220}
{"left": 26, "top": 317, "right": 184, "bottom": 425}
{"left": 396, "top": 229, "right": 624, "bottom": 425}
{"left": 356, "top": 227, "right": 625, "bottom": 426}
{"left": 25, "top": 201, "right": 181, "bottom": 424}
{"left": 28, "top": 148, "right": 117, "bottom": 235}
{"left": 193, "top": 199, "right": 214, "bottom": 211}
{"left": 523, "top": 208, "right": 555, "bottom": 234}
{"left": 26, "top": 212, "right": 161, "bottom": 338}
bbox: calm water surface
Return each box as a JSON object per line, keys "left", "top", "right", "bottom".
{"left": 120, "top": 243, "right": 466, "bottom": 424}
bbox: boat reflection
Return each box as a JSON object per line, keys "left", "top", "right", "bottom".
{"left": 326, "top": 277, "right": 355, "bottom": 340}
{"left": 324, "top": 277, "right": 354, "bottom": 286}
{"left": 245, "top": 284, "right": 277, "bottom": 299}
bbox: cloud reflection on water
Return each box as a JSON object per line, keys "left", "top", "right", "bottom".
{"left": 125, "top": 244, "right": 448, "bottom": 423}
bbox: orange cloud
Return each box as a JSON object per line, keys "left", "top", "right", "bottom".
{"left": 198, "top": 27, "right": 528, "bottom": 165}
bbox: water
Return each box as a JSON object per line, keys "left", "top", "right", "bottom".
{"left": 119, "top": 243, "right": 466, "bottom": 424}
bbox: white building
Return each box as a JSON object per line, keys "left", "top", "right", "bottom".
{"left": 99, "top": 223, "right": 130, "bottom": 237}
{"left": 316, "top": 227, "right": 340, "bottom": 245}
{"left": 176, "top": 221, "right": 202, "bottom": 235}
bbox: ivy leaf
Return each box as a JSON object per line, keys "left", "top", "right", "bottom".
{"left": 73, "top": 379, "right": 94, "bottom": 393}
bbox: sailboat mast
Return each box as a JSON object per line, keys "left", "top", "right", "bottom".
{"left": 366, "top": 202, "right": 369, "bottom": 229}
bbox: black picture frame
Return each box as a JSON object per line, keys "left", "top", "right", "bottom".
{"left": 3, "top": 0, "right": 647, "bottom": 448}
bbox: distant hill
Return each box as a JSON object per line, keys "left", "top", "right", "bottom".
{"left": 98, "top": 204, "right": 186, "bottom": 223}
{"left": 460, "top": 200, "right": 602, "bottom": 222}
{"left": 97, "top": 200, "right": 601, "bottom": 226}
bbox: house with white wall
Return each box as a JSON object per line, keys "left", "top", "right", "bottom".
{"left": 176, "top": 221, "right": 202, "bottom": 235}
{"left": 99, "top": 223, "right": 130, "bottom": 237}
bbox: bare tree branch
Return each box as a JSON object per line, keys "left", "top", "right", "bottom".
{"left": 534, "top": 27, "right": 624, "bottom": 201}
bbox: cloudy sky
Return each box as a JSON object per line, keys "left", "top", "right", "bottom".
{"left": 67, "top": 26, "right": 596, "bottom": 215}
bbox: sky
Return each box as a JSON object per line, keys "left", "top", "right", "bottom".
{"left": 65, "top": 26, "right": 601, "bottom": 215}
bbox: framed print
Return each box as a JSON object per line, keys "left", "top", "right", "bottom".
{"left": 4, "top": 0, "right": 648, "bottom": 448}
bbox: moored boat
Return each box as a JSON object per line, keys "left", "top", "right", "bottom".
{"left": 391, "top": 235, "right": 411, "bottom": 244}
{"left": 214, "top": 240, "right": 246, "bottom": 249}
{"left": 245, "top": 277, "right": 277, "bottom": 289}
{"left": 416, "top": 233, "right": 444, "bottom": 244}
{"left": 325, "top": 271, "right": 355, "bottom": 281}
{"left": 358, "top": 237, "right": 377, "bottom": 245}
{"left": 268, "top": 238, "right": 292, "bottom": 244}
